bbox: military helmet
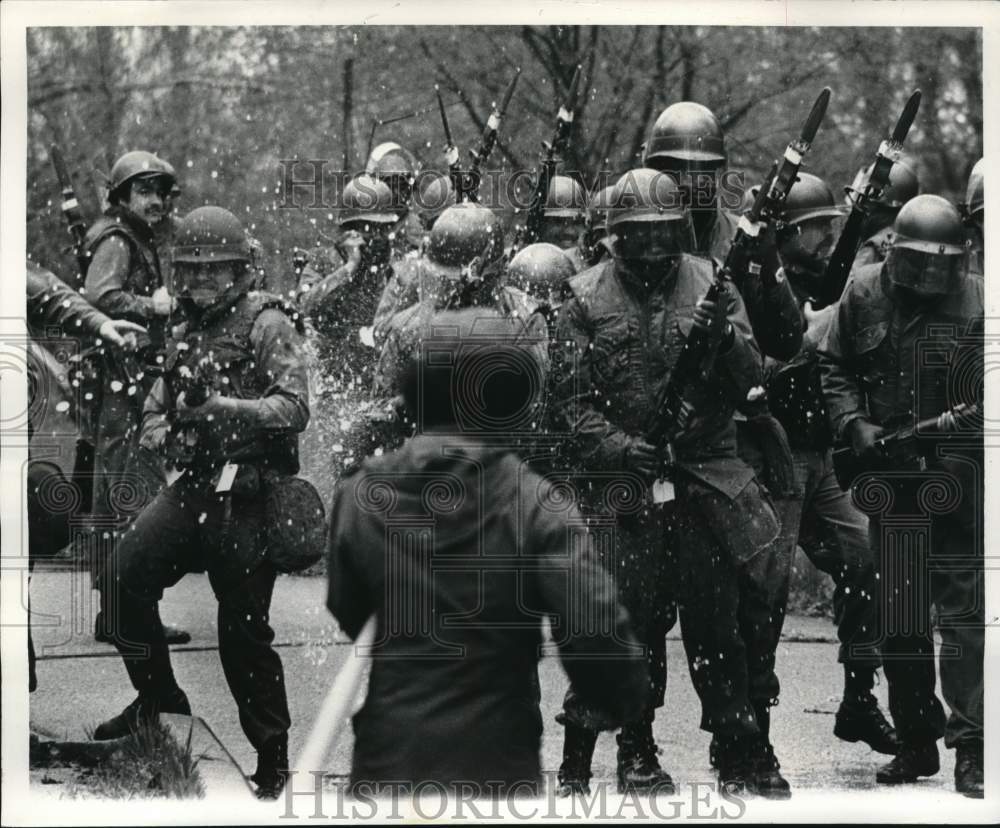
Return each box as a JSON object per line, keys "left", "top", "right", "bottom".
{"left": 173, "top": 206, "right": 252, "bottom": 264}
{"left": 887, "top": 194, "right": 966, "bottom": 297}
{"left": 848, "top": 157, "right": 920, "bottom": 210}
{"left": 366, "top": 142, "right": 418, "bottom": 179}
{"left": 427, "top": 203, "right": 502, "bottom": 277}
{"left": 608, "top": 168, "right": 687, "bottom": 226}
{"left": 339, "top": 174, "right": 399, "bottom": 227}
{"left": 108, "top": 151, "right": 177, "bottom": 202}
{"left": 643, "top": 102, "right": 726, "bottom": 167}
{"left": 414, "top": 172, "right": 456, "bottom": 228}
{"left": 544, "top": 175, "right": 587, "bottom": 220}
{"left": 507, "top": 243, "right": 576, "bottom": 300}
{"left": 780, "top": 173, "right": 845, "bottom": 224}
{"left": 965, "top": 157, "right": 984, "bottom": 220}
{"left": 892, "top": 194, "right": 966, "bottom": 254}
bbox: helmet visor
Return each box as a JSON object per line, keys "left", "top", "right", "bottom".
{"left": 783, "top": 215, "right": 843, "bottom": 269}
{"left": 610, "top": 219, "right": 694, "bottom": 262}
{"left": 887, "top": 247, "right": 963, "bottom": 296}
{"left": 176, "top": 262, "right": 243, "bottom": 309}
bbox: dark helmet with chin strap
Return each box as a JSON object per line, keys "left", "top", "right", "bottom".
{"left": 108, "top": 151, "right": 178, "bottom": 205}
{"left": 607, "top": 168, "right": 693, "bottom": 263}
{"left": 887, "top": 194, "right": 966, "bottom": 297}
{"left": 963, "top": 157, "right": 984, "bottom": 223}
{"left": 173, "top": 206, "right": 254, "bottom": 311}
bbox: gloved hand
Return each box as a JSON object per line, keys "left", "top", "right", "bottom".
{"left": 848, "top": 418, "right": 884, "bottom": 459}
{"left": 624, "top": 438, "right": 659, "bottom": 480}
{"left": 98, "top": 319, "right": 146, "bottom": 350}
{"left": 151, "top": 286, "right": 176, "bottom": 317}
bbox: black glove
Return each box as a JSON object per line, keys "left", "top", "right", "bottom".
{"left": 624, "top": 438, "right": 659, "bottom": 480}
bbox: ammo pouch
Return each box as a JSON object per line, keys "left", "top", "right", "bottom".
{"left": 261, "top": 469, "right": 326, "bottom": 573}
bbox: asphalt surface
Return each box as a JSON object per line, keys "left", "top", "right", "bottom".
{"left": 26, "top": 568, "right": 974, "bottom": 806}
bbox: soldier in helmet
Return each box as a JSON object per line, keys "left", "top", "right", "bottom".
{"left": 848, "top": 157, "right": 921, "bottom": 268}
{"left": 761, "top": 173, "right": 898, "bottom": 758}
{"left": 553, "top": 168, "right": 790, "bottom": 798}
{"left": 367, "top": 141, "right": 424, "bottom": 255}
{"left": 83, "top": 149, "right": 189, "bottom": 645}
{"left": 369, "top": 171, "right": 456, "bottom": 342}
{"left": 298, "top": 174, "right": 401, "bottom": 389}
{"left": 93, "top": 206, "right": 310, "bottom": 800}
{"left": 961, "top": 158, "right": 984, "bottom": 276}
{"left": 818, "top": 194, "right": 984, "bottom": 797}
{"left": 536, "top": 175, "right": 589, "bottom": 272}
{"left": 644, "top": 103, "right": 802, "bottom": 361}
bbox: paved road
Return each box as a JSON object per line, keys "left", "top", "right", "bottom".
{"left": 26, "top": 568, "right": 978, "bottom": 809}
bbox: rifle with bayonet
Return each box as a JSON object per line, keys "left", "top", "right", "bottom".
{"left": 50, "top": 144, "right": 91, "bottom": 287}
{"left": 519, "top": 65, "right": 582, "bottom": 247}
{"left": 816, "top": 90, "right": 922, "bottom": 308}
{"left": 435, "top": 85, "right": 465, "bottom": 201}
{"left": 832, "top": 402, "right": 980, "bottom": 490}
{"left": 725, "top": 87, "right": 832, "bottom": 293}
{"left": 466, "top": 69, "right": 520, "bottom": 203}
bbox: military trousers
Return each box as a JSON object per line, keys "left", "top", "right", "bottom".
{"left": 673, "top": 476, "right": 786, "bottom": 738}
{"left": 867, "top": 493, "right": 983, "bottom": 749}
{"left": 99, "top": 472, "right": 291, "bottom": 752}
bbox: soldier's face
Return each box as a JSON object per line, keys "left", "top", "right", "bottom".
{"left": 611, "top": 220, "right": 689, "bottom": 263}
{"left": 125, "top": 178, "right": 169, "bottom": 226}
{"left": 177, "top": 262, "right": 243, "bottom": 309}
{"left": 539, "top": 217, "right": 583, "bottom": 249}
{"left": 780, "top": 216, "right": 839, "bottom": 276}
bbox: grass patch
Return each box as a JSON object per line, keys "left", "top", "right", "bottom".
{"left": 60, "top": 718, "right": 205, "bottom": 799}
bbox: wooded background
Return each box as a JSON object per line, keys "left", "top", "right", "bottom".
{"left": 27, "top": 25, "right": 982, "bottom": 294}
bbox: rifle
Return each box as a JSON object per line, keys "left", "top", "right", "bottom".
{"left": 435, "top": 85, "right": 465, "bottom": 201}
{"left": 726, "top": 87, "right": 831, "bottom": 292}
{"left": 50, "top": 144, "right": 91, "bottom": 285}
{"left": 817, "top": 90, "right": 922, "bottom": 308}
{"left": 466, "top": 69, "right": 520, "bottom": 203}
{"left": 832, "top": 403, "right": 980, "bottom": 490}
{"left": 520, "top": 65, "right": 582, "bottom": 246}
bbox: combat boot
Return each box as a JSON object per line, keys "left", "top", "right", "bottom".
{"left": 875, "top": 742, "right": 939, "bottom": 784}
{"left": 715, "top": 735, "right": 758, "bottom": 798}
{"left": 954, "top": 741, "right": 983, "bottom": 799}
{"left": 616, "top": 720, "right": 674, "bottom": 794}
{"left": 834, "top": 693, "right": 899, "bottom": 755}
{"left": 252, "top": 735, "right": 290, "bottom": 800}
{"left": 751, "top": 739, "right": 792, "bottom": 800}
{"left": 556, "top": 723, "right": 598, "bottom": 796}
{"left": 93, "top": 686, "right": 191, "bottom": 741}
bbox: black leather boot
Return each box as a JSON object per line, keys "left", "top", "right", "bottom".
{"left": 834, "top": 693, "right": 899, "bottom": 755}
{"left": 616, "top": 720, "right": 674, "bottom": 794}
{"left": 93, "top": 686, "right": 191, "bottom": 741}
{"left": 954, "top": 741, "right": 983, "bottom": 799}
{"left": 252, "top": 735, "right": 290, "bottom": 800}
{"left": 875, "top": 742, "right": 939, "bottom": 784}
{"left": 556, "top": 724, "right": 598, "bottom": 796}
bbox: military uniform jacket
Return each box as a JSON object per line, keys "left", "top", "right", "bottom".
{"left": 818, "top": 262, "right": 983, "bottom": 440}
{"left": 703, "top": 208, "right": 803, "bottom": 362}
{"left": 852, "top": 225, "right": 895, "bottom": 269}
{"left": 326, "top": 433, "right": 647, "bottom": 788}
{"left": 83, "top": 207, "right": 172, "bottom": 323}
{"left": 555, "top": 254, "right": 763, "bottom": 501}
{"left": 27, "top": 261, "right": 109, "bottom": 339}
{"left": 142, "top": 291, "right": 310, "bottom": 476}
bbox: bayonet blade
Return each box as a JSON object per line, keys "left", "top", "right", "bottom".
{"left": 435, "top": 85, "right": 454, "bottom": 149}
{"left": 892, "top": 89, "right": 922, "bottom": 144}
{"left": 497, "top": 68, "right": 520, "bottom": 119}
{"left": 800, "top": 87, "right": 831, "bottom": 146}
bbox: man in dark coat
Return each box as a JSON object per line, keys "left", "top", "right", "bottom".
{"left": 327, "top": 307, "right": 647, "bottom": 796}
